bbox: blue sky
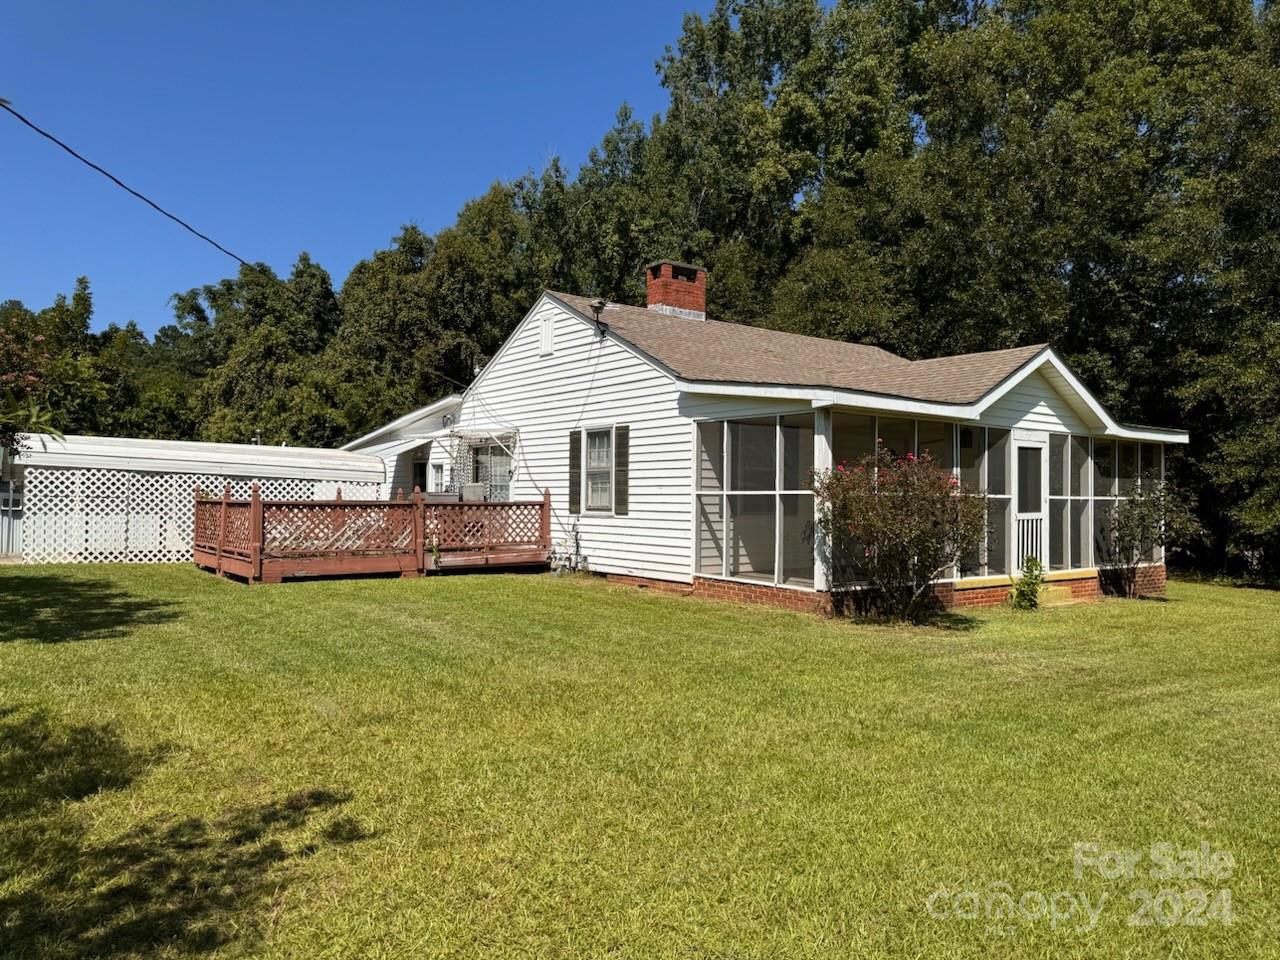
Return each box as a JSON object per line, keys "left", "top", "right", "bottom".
{"left": 2, "top": 1, "right": 703, "bottom": 335}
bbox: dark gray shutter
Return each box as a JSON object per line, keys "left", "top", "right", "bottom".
{"left": 568, "top": 429, "right": 582, "bottom": 514}
{"left": 614, "top": 425, "right": 629, "bottom": 515}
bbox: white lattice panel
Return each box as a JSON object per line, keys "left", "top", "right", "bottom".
{"left": 22, "top": 467, "right": 380, "bottom": 564}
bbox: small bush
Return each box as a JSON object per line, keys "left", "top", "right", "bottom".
{"left": 1010, "top": 556, "right": 1045, "bottom": 610}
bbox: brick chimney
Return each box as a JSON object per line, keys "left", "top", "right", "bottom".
{"left": 646, "top": 260, "right": 707, "bottom": 320}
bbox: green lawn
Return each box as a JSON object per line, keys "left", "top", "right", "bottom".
{"left": 1, "top": 566, "right": 1277, "bottom": 958}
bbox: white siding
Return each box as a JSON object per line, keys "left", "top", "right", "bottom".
{"left": 982, "top": 370, "right": 1090, "bottom": 434}
{"left": 455, "top": 299, "right": 693, "bottom": 581}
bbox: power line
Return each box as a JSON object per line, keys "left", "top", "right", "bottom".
{"left": 1, "top": 97, "right": 478, "bottom": 397}
{"left": 1, "top": 99, "right": 253, "bottom": 268}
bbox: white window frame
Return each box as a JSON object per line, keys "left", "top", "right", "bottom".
{"left": 431, "top": 462, "right": 444, "bottom": 493}
{"left": 540, "top": 314, "right": 554, "bottom": 357}
{"left": 582, "top": 425, "right": 615, "bottom": 514}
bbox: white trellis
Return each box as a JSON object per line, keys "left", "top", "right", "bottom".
{"left": 21, "top": 467, "right": 381, "bottom": 564}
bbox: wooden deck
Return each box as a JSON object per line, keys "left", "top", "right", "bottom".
{"left": 193, "top": 485, "right": 551, "bottom": 583}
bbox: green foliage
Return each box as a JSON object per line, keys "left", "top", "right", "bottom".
{"left": 813, "top": 448, "right": 987, "bottom": 622}
{"left": 1108, "top": 477, "right": 1204, "bottom": 597}
{"left": 1010, "top": 557, "right": 1045, "bottom": 611}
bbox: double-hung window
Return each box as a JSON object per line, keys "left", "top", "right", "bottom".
{"left": 585, "top": 429, "right": 613, "bottom": 511}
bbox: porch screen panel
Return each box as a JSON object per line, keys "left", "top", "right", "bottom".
{"left": 958, "top": 426, "right": 983, "bottom": 491}
{"left": 779, "top": 494, "right": 814, "bottom": 586}
{"left": 1049, "top": 435, "right": 1067, "bottom": 497}
{"left": 696, "top": 495, "right": 725, "bottom": 574}
{"left": 1070, "top": 435, "right": 1090, "bottom": 497}
{"left": 780, "top": 415, "right": 814, "bottom": 490}
{"left": 728, "top": 419, "right": 776, "bottom": 491}
{"left": 1093, "top": 440, "right": 1116, "bottom": 497}
{"left": 878, "top": 418, "right": 914, "bottom": 460}
{"left": 1140, "top": 443, "right": 1161, "bottom": 486}
{"left": 697, "top": 422, "right": 724, "bottom": 492}
{"left": 987, "top": 429, "right": 1010, "bottom": 496}
{"left": 728, "top": 495, "right": 775, "bottom": 582}
{"left": 1071, "top": 500, "right": 1090, "bottom": 568}
{"left": 832, "top": 414, "right": 874, "bottom": 469}
{"left": 917, "top": 422, "right": 955, "bottom": 472}
{"left": 984, "top": 429, "right": 1012, "bottom": 576}
{"left": 1093, "top": 499, "right": 1115, "bottom": 565}
{"left": 987, "top": 498, "right": 1011, "bottom": 575}
{"left": 1049, "top": 498, "right": 1068, "bottom": 571}
{"left": 1117, "top": 441, "right": 1139, "bottom": 495}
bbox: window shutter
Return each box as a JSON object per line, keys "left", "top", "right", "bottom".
{"left": 568, "top": 430, "right": 582, "bottom": 514}
{"left": 614, "top": 425, "right": 629, "bottom": 515}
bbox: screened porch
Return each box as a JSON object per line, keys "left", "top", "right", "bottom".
{"left": 693, "top": 411, "right": 1167, "bottom": 592}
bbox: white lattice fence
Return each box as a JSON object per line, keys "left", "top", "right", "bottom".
{"left": 22, "top": 467, "right": 381, "bottom": 563}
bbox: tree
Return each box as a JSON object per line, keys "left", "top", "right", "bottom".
{"left": 0, "top": 304, "right": 57, "bottom": 454}
{"left": 1105, "top": 478, "right": 1203, "bottom": 597}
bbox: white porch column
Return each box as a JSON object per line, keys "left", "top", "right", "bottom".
{"left": 813, "top": 406, "right": 833, "bottom": 592}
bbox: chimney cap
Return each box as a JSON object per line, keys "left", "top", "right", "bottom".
{"left": 645, "top": 259, "right": 706, "bottom": 274}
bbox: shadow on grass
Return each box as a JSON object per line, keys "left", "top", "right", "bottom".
{"left": 0, "top": 706, "right": 371, "bottom": 959}
{"left": 0, "top": 574, "right": 180, "bottom": 643}
{"left": 921, "top": 610, "right": 981, "bottom": 631}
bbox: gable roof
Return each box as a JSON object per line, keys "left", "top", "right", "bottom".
{"left": 551, "top": 292, "right": 1044, "bottom": 405}
{"left": 545, "top": 292, "right": 1187, "bottom": 443}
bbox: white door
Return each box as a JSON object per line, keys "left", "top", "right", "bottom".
{"left": 1014, "top": 440, "right": 1048, "bottom": 570}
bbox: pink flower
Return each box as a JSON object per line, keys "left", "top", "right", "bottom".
{"left": 836, "top": 464, "right": 845, "bottom": 472}
{"left": 906, "top": 452, "right": 916, "bottom": 462}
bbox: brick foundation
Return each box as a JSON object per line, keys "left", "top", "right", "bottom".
{"left": 602, "top": 573, "right": 826, "bottom": 613}
{"left": 690, "top": 576, "right": 828, "bottom": 614}
{"left": 1099, "top": 562, "right": 1168, "bottom": 597}
{"left": 604, "top": 566, "right": 1166, "bottom": 615}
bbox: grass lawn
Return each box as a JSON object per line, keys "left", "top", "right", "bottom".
{"left": 1, "top": 566, "right": 1277, "bottom": 958}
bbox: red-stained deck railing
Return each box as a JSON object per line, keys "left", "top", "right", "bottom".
{"left": 193, "top": 484, "right": 551, "bottom": 583}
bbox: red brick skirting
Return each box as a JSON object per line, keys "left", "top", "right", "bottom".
{"left": 604, "top": 566, "right": 1166, "bottom": 615}
{"left": 690, "top": 577, "right": 828, "bottom": 613}
{"left": 602, "top": 573, "right": 825, "bottom": 613}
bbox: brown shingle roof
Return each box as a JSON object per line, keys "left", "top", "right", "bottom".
{"left": 550, "top": 293, "right": 1047, "bottom": 405}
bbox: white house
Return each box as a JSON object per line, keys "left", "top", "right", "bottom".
{"left": 437, "top": 260, "right": 1188, "bottom": 610}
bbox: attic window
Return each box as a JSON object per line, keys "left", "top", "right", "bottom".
{"left": 540, "top": 315, "right": 554, "bottom": 356}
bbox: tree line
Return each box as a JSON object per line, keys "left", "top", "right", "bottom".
{"left": 3, "top": 0, "right": 1278, "bottom": 575}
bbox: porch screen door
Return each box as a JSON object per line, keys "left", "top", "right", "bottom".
{"left": 1015, "top": 443, "right": 1047, "bottom": 570}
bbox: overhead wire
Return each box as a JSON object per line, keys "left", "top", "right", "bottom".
{"left": 1, "top": 98, "right": 476, "bottom": 395}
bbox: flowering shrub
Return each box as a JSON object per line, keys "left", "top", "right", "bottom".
{"left": 813, "top": 447, "right": 987, "bottom": 622}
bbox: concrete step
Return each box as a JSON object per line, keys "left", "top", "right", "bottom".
{"left": 1040, "top": 583, "right": 1076, "bottom": 607}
